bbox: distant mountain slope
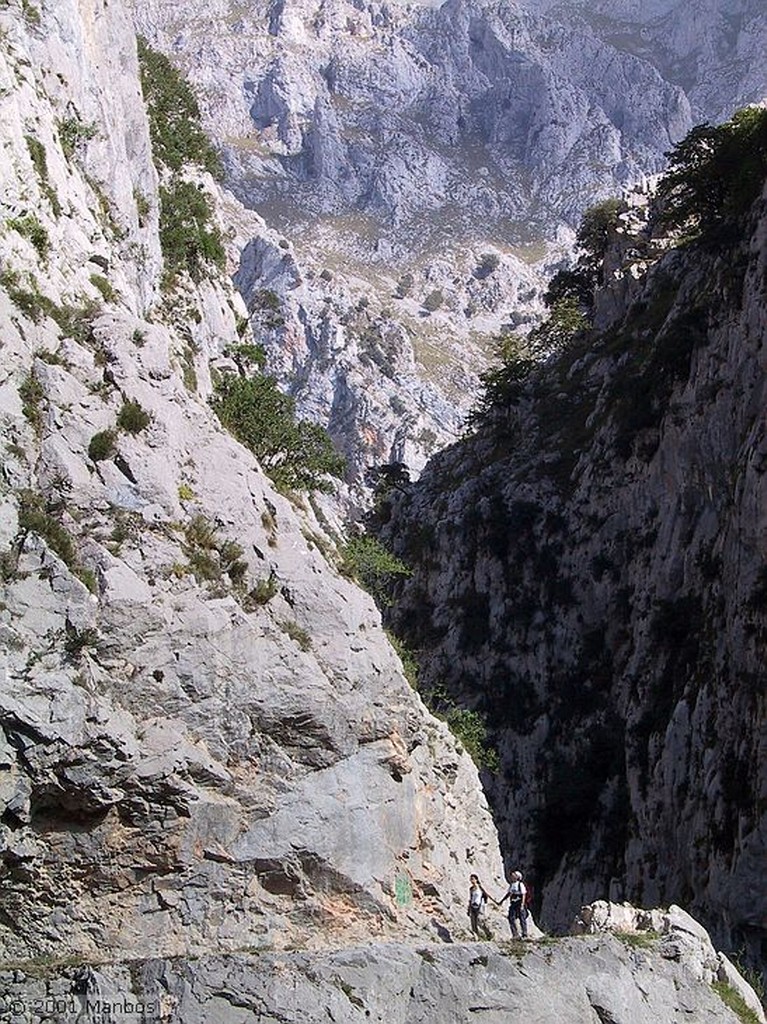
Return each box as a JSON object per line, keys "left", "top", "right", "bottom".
{"left": 129, "top": 0, "right": 767, "bottom": 256}
{"left": 128, "top": 0, "right": 767, "bottom": 489}
{"left": 522, "top": 0, "right": 767, "bottom": 120}
{"left": 131, "top": 0, "right": 695, "bottom": 251}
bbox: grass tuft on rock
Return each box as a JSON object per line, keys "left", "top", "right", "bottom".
{"left": 711, "top": 981, "right": 762, "bottom": 1024}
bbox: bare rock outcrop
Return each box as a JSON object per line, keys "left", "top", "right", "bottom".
{"left": 575, "top": 900, "right": 766, "bottom": 1023}
{"left": 530, "top": 0, "right": 767, "bottom": 121}
{"left": 0, "top": 0, "right": 505, "bottom": 963}
{"left": 1, "top": 923, "right": 761, "bottom": 1024}
{"left": 129, "top": 0, "right": 695, "bottom": 239}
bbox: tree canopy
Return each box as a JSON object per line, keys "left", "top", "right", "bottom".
{"left": 657, "top": 106, "right": 767, "bottom": 241}
{"left": 544, "top": 197, "right": 626, "bottom": 313}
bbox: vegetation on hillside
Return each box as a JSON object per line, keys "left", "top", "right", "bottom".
{"left": 470, "top": 196, "right": 624, "bottom": 426}
{"left": 158, "top": 180, "right": 225, "bottom": 284}
{"left": 343, "top": 528, "right": 499, "bottom": 771}
{"left": 137, "top": 41, "right": 343, "bottom": 493}
{"left": 137, "top": 37, "right": 224, "bottom": 287}
{"left": 546, "top": 197, "right": 625, "bottom": 314}
{"left": 711, "top": 981, "right": 762, "bottom": 1024}
{"left": 210, "top": 345, "right": 345, "bottom": 493}
{"left": 385, "top": 623, "right": 500, "bottom": 771}
{"left": 136, "top": 38, "right": 222, "bottom": 177}
{"left": 471, "top": 107, "right": 767, "bottom": 425}
{"left": 341, "top": 534, "right": 411, "bottom": 607}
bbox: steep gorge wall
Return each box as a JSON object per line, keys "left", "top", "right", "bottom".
{"left": 381, "top": 184, "right": 767, "bottom": 971}
{"left": 0, "top": 0, "right": 505, "bottom": 964}
{"left": 125, "top": 0, "right": 696, "bottom": 486}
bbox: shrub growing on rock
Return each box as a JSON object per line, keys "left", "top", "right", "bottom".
{"left": 138, "top": 37, "right": 225, "bottom": 289}
{"left": 117, "top": 399, "right": 151, "bottom": 434}
{"left": 544, "top": 197, "right": 625, "bottom": 314}
{"left": 469, "top": 331, "right": 537, "bottom": 425}
{"left": 181, "top": 515, "right": 249, "bottom": 586}
{"left": 247, "top": 574, "right": 278, "bottom": 606}
{"left": 51, "top": 299, "right": 101, "bottom": 343}
{"left": 24, "top": 135, "right": 61, "bottom": 215}
{"left": 18, "top": 372, "right": 45, "bottom": 431}
{"left": 443, "top": 708, "right": 500, "bottom": 772}
{"left": 89, "top": 273, "right": 117, "bottom": 304}
{"left": 58, "top": 117, "right": 98, "bottom": 160}
{"left": 8, "top": 214, "right": 50, "bottom": 261}
{"left": 422, "top": 289, "right": 444, "bottom": 312}
{"left": 211, "top": 373, "right": 345, "bottom": 493}
{"left": 342, "top": 534, "right": 412, "bottom": 606}
{"left": 137, "top": 38, "right": 222, "bottom": 177}
{"left": 281, "top": 619, "right": 312, "bottom": 651}
{"left": 527, "top": 297, "right": 589, "bottom": 354}
{"left": 63, "top": 626, "right": 98, "bottom": 660}
{"left": 576, "top": 198, "right": 625, "bottom": 272}
{"left": 159, "top": 181, "right": 225, "bottom": 287}
{"left": 88, "top": 429, "right": 117, "bottom": 462}
{"left": 657, "top": 106, "right": 767, "bottom": 243}
{"left": 17, "top": 491, "right": 76, "bottom": 567}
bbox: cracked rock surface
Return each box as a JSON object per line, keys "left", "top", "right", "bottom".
{"left": 0, "top": 0, "right": 503, "bottom": 963}
{"left": 2, "top": 918, "right": 762, "bottom": 1024}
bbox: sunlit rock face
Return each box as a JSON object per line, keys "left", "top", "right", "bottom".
{"left": 124, "top": 0, "right": 766, "bottom": 487}
{"left": 129, "top": 0, "right": 699, "bottom": 245}
{"left": 0, "top": 0, "right": 505, "bottom": 963}
{"left": 518, "top": 0, "right": 767, "bottom": 121}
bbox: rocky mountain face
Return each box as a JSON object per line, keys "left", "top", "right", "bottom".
{"left": 230, "top": 224, "right": 482, "bottom": 488}
{"left": 379, "top": 174, "right": 767, "bottom": 974}
{"left": 3, "top": 904, "right": 764, "bottom": 1024}
{"left": 126, "top": 0, "right": 767, "bottom": 486}
{"left": 128, "top": 0, "right": 767, "bottom": 246}
{"left": 2, "top": 4, "right": 766, "bottom": 1018}
{"left": 0, "top": 0, "right": 505, "bottom": 966}
{"left": 521, "top": 0, "right": 767, "bottom": 122}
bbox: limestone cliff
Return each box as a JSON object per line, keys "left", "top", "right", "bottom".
{"left": 0, "top": 0, "right": 505, "bottom": 963}
{"left": 380, "top": 169, "right": 767, "bottom": 974}
{"left": 2, "top": 906, "right": 763, "bottom": 1023}
{"left": 2, "top": 6, "right": 766, "bottom": 1018}
{"left": 126, "top": 0, "right": 767, "bottom": 487}
{"left": 522, "top": 0, "right": 767, "bottom": 122}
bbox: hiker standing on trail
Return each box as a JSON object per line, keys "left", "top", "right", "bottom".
{"left": 498, "top": 870, "right": 528, "bottom": 939}
{"left": 467, "top": 874, "right": 493, "bottom": 939}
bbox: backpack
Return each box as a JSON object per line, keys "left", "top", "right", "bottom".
{"left": 508, "top": 881, "right": 524, "bottom": 905}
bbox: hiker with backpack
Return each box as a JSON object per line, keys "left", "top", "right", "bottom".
{"left": 467, "top": 874, "right": 493, "bottom": 939}
{"left": 498, "top": 870, "right": 529, "bottom": 938}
